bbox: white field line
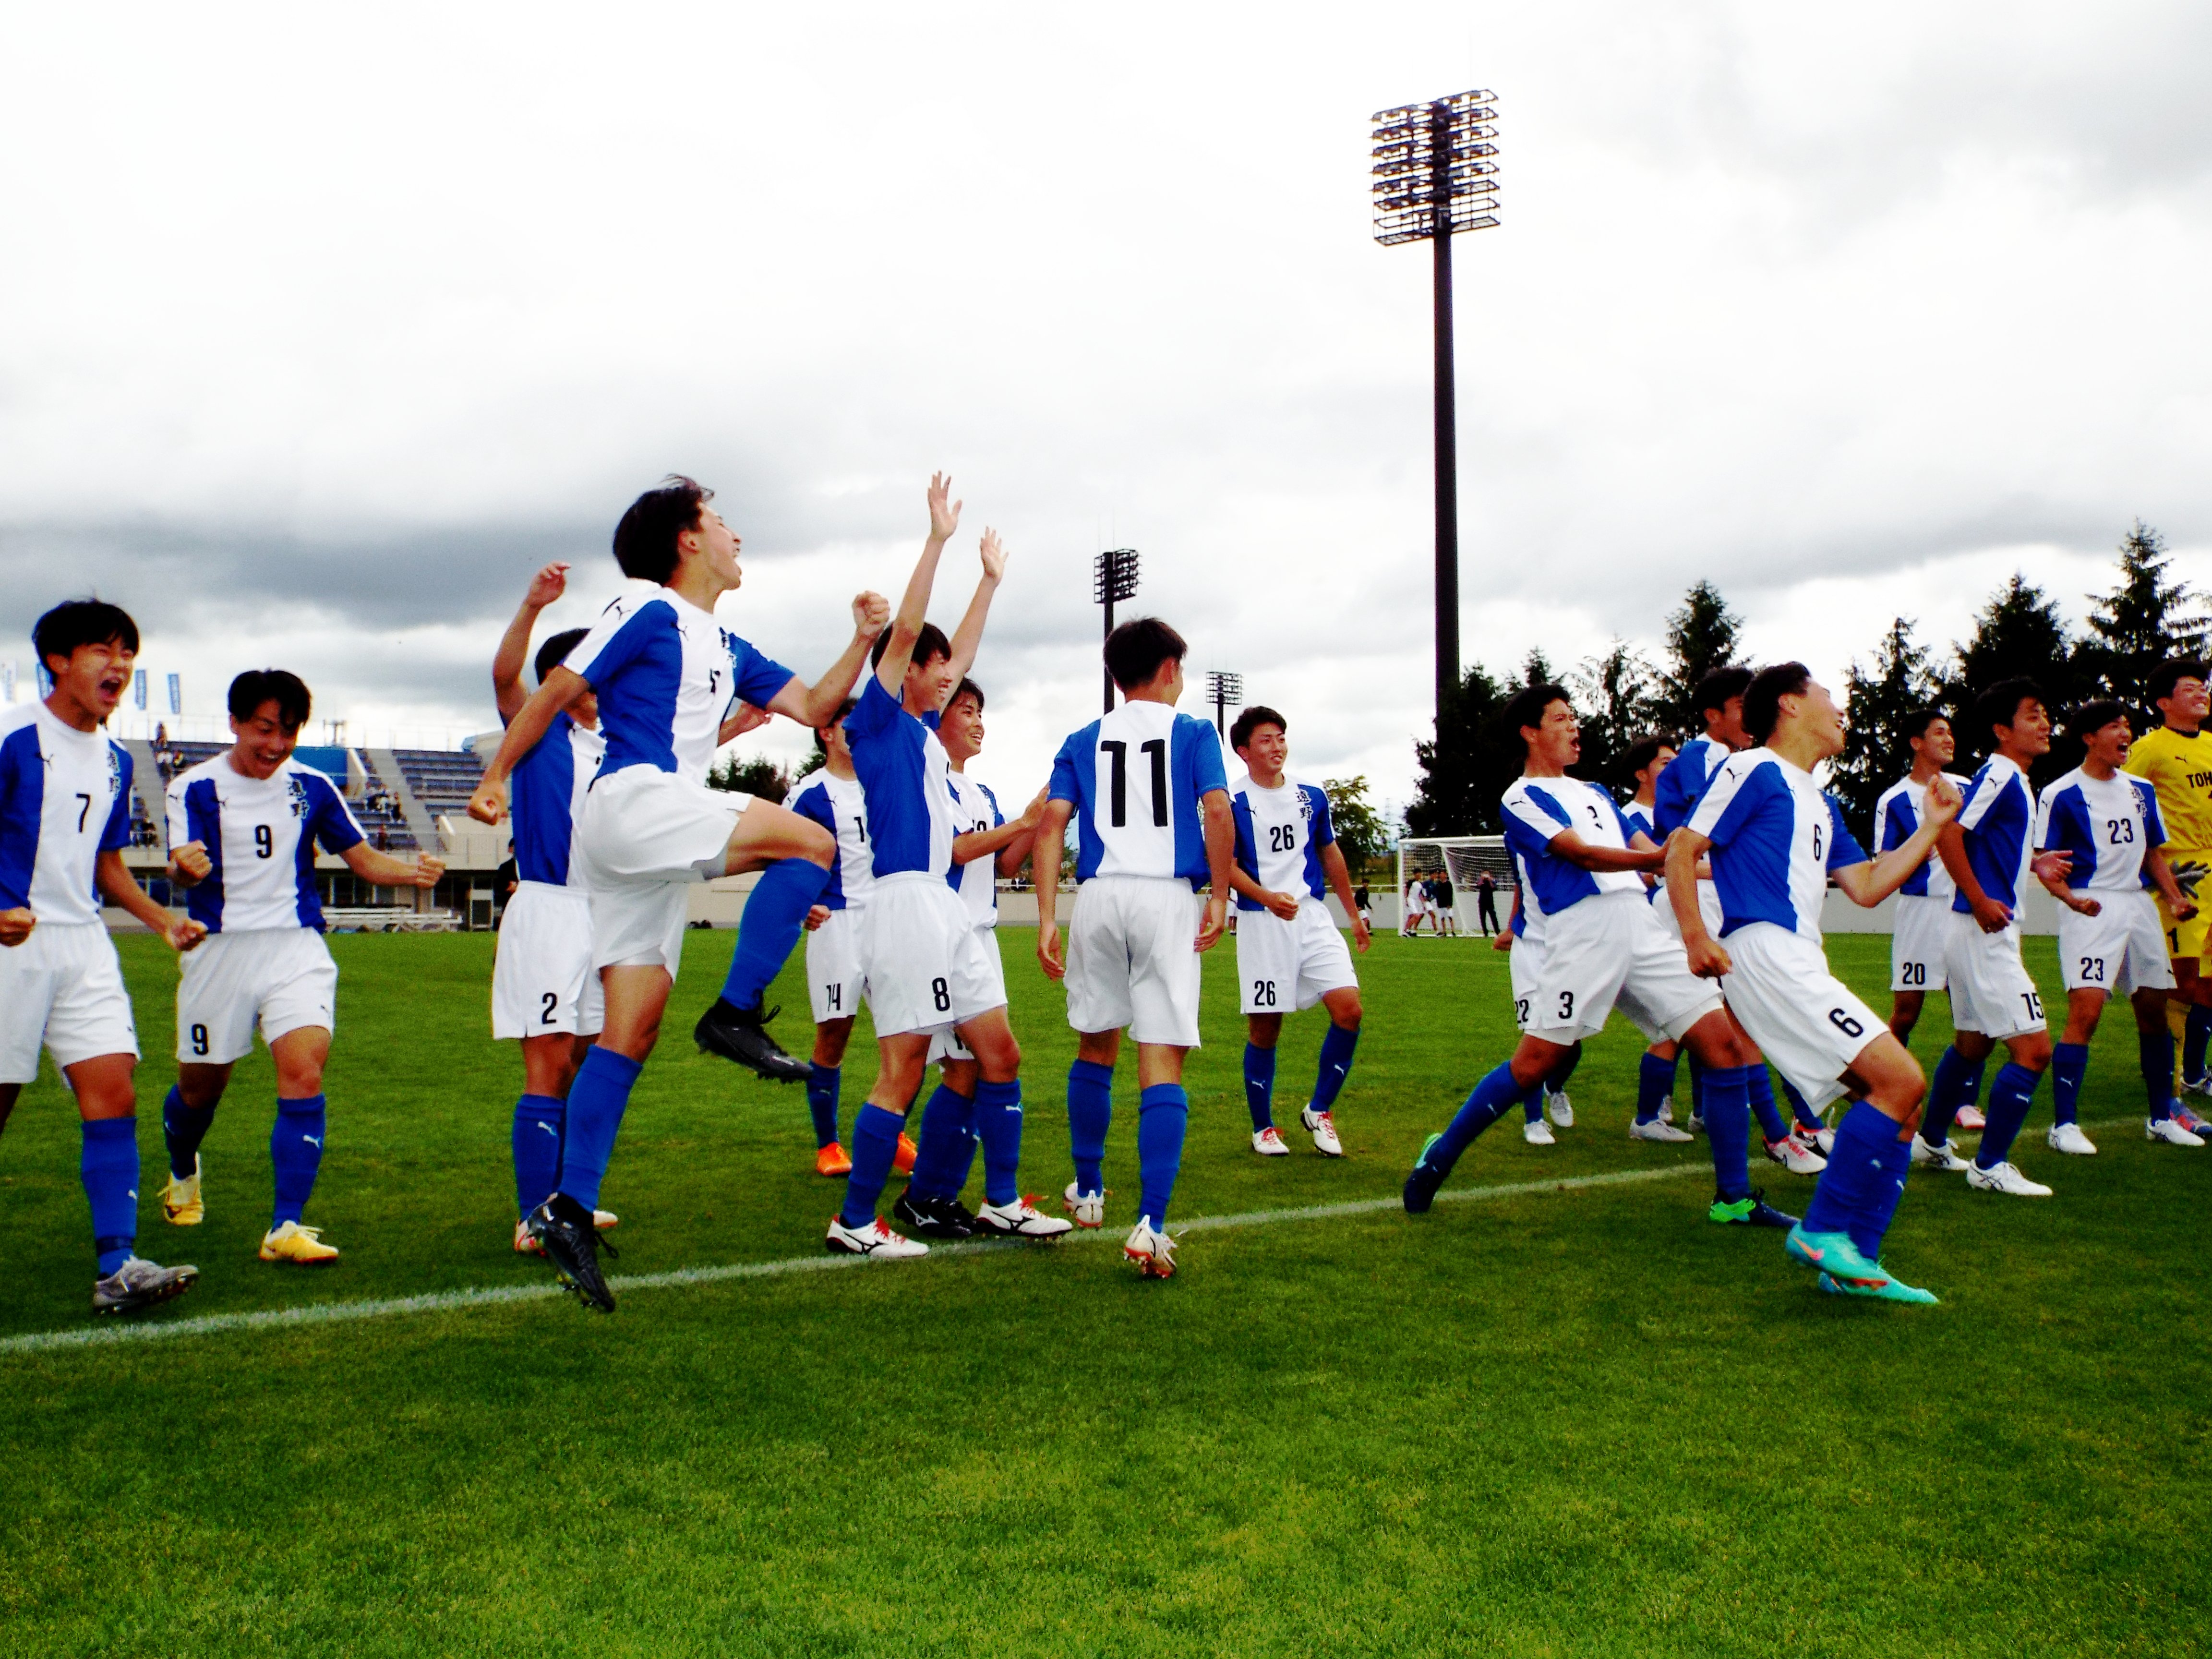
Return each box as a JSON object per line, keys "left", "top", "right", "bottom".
{"left": 0, "top": 1164, "right": 1707, "bottom": 1358}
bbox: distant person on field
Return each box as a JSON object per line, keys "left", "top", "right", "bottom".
{"left": 1475, "top": 869, "right": 1499, "bottom": 937}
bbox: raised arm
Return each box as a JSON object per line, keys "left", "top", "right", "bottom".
{"left": 493, "top": 563, "right": 570, "bottom": 722}
{"left": 952, "top": 787, "right": 1044, "bottom": 867}
{"left": 1834, "top": 777, "right": 1962, "bottom": 907}
{"left": 762, "top": 590, "right": 894, "bottom": 729}
{"left": 876, "top": 473, "right": 961, "bottom": 697}
{"left": 468, "top": 666, "right": 590, "bottom": 825}
{"left": 937, "top": 528, "right": 1007, "bottom": 698}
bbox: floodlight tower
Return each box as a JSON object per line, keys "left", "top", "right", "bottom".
{"left": 1371, "top": 89, "right": 1500, "bottom": 721}
{"left": 1205, "top": 671, "right": 1243, "bottom": 738}
{"left": 1094, "top": 547, "right": 1141, "bottom": 713}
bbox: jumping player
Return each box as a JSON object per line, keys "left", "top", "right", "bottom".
{"left": 1035, "top": 616, "right": 1235, "bottom": 1278}
{"left": 1, "top": 600, "right": 206, "bottom": 1313}
{"left": 2033, "top": 702, "right": 2203, "bottom": 1150}
{"left": 1876, "top": 710, "right": 1971, "bottom": 1063}
{"left": 1667, "top": 663, "right": 1961, "bottom": 1303}
{"left": 2125, "top": 658, "right": 2212, "bottom": 1131}
{"left": 1226, "top": 706, "right": 1369, "bottom": 1159}
{"left": 159, "top": 670, "right": 445, "bottom": 1265}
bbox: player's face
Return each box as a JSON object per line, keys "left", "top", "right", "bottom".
{"left": 1912, "top": 718, "right": 1955, "bottom": 768}
{"left": 1790, "top": 677, "right": 1846, "bottom": 759}
{"left": 1526, "top": 699, "right": 1579, "bottom": 768}
{"left": 940, "top": 693, "right": 984, "bottom": 762}
{"left": 1635, "top": 744, "right": 1677, "bottom": 792}
{"left": 904, "top": 649, "right": 958, "bottom": 715}
{"left": 229, "top": 700, "right": 301, "bottom": 780}
{"left": 1238, "top": 724, "right": 1288, "bottom": 780}
{"left": 2159, "top": 677, "right": 2210, "bottom": 727}
{"left": 687, "top": 505, "right": 743, "bottom": 589}
{"left": 821, "top": 719, "right": 852, "bottom": 766}
{"left": 1998, "top": 698, "right": 2053, "bottom": 758}
{"left": 2085, "top": 716, "right": 2132, "bottom": 769}
{"left": 1712, "top": 696, "right": 1749, "bottom": 748}
{"left": 45, "top": 639, "right": 135, "bottom": 722}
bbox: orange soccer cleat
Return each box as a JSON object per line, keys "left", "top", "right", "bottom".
{"left": 815, "top": 1142, "right": 854, "bottom": 1178}
{"left": 893, "top": 1132, "right": 919, "bottom": 1175}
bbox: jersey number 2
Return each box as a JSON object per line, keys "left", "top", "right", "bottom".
{"left": 1101, "top": 739, "right": 1168, "bottom": 828}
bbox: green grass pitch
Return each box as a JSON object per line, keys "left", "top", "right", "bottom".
{"left": 1, "top": 926, "right": 2207, "bottom": 1656}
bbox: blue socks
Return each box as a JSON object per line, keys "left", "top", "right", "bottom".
{"left": 905, "top": 1083, "right": 974, "bottom": 1202}
{"left": 1068, "top": 1059, "right": 1114, "bottom": 1195}
{"left": 80, "top": 1116, "right": 139, "bottom": 1275}
{"left": 1136, "top": 1084, "right": 1188, "bottom": 1227}
{"left": 512, "top": 1093, "right": 565, "bottom": 1217}
{"left": 161, "top": 1084, "right": 214, "bottom": 1180}
{"left": 2142, "top": 1030, "right": 2176, "bottom": 1122}
{"left": 1701, "top": 1065, "right": 1753, "bottom": 1202}
{"left": 1974, "top": 1062, "right": 2043, "bottom": 1169}
{"left": 1802, "top": 1101, "right": 1908, "bottom": 1261}
{"left": 2187, "top": 1007, "right": 2212, "bottom": 1084}
{"left": 1313, "top": 1023, "right": 1359, "bottom": 1115}
{"left": 1421, "top": 1062, "right": 1531, "bottom": 1177}
{"left": 974, "top": 1079, "right": 1024, "bottom": 1207}
{"left": 1748, "top": 1068, "right": 1789, "bottom": 1144}
{"left": 1635, "top": 1052, "right": 1677, "bottom": 1124}
{"left": 806, "top": 1063, "right": 841, "bottom": 1149}
{"left": 1923, "top": 1046, "right": 1975, "bottom": 1144}
{"left": 270, "top": 1095, "right": 326, "bottom": 1227}
{"left": 558, "top": 1048, "right": 640, "bottom": 1211}
{"left": 1778, "top": 1073, "right": 1823, "bottom": 1134}
{"left": 719, "top": 857, "right": 830, "bottom": 1010}
{"left": 2051, "top": 1042, "right": 2088, "bottom": 1127}
{"left": 1243, "top": 1042, "right": 1277, "bottom": 1132}
{"left": 840, "top": 1102, "right": 906, "bottom": 1228}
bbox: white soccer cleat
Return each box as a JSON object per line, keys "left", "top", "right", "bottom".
{"left": 1966, "top": 1160, "right": 2053, "bottom": 1198}
{"left": 1062, "top": 1181, "right": 1106, "bottom": 1228}
{"left": 1765, "top": 1134, "right": 1828, "bottom": 1175}
{"left": 1910, "top": 1135, "right": 1972, "bottom": 1172}
{"left": 1656, "top": 1100, "right": 1675, "bottom": 1125}
{"left": 1544, "top": 1090, "right": 1574, "bottom": 1129}
{"left": 1629, "top": 1117, "right": 1694, "bottom": 1143}
{"left": 1123, "top": 1216, "right": 1178, "bottom": 1278}
{"left": 974, "top": 1195, "right": 1074, "bottom": 1239}
{"left": 1809, "top": 1126, "right": 1836, "bottom": 1156}
{"left": 824, "top": 1215, "right": 929, "bottom": 1259}
{"left": 1522, "top": 1118, "right": 1556, "bottom": 1146}
{"left": 2046, "top": 1121, "right": 2099, "bottom": 1156}
{"left": 2147, "top": 1116, "right": 2208, "bottom": 1147}
{"left": 1300, "top": 1107, "right": 1345, "bottom": 1157}
{"left": 1955, "top": 1105, "right": 1987, "bottom": 1131}
{"left": 1687, "top": 1113, "right": 1706, "bottom": 1136}
{"left": 1251, "top": 1126, "right": 1290, "bottom": 1156}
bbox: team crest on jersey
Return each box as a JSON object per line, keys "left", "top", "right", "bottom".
{"left": 105, "top": 745, "right": 123, "bottom": 800}
{"left": 1297, "top": 788, "right": 1313, "bottom": 824}
{"left": 287, "top": 774, "right": 311, "bottom": 819}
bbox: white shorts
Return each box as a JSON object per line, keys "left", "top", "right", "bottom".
{"left": 806, "top": 907, "right": 868, "bottom": 1024}
{"left": 1650, "top": 878, "right": 1724, "bottom": 945}
{"left": 492, "top": 882, "right": 604, "bottom": 1040}
{"left": 1890, "top": 894, "right": 1950, "bottom": 992}
{"left": 1508, "top": 933, "right": 1546, "bottom": 1033}
{"left": 1716, "top": 922, "right": 1883, "bottom": 1112}
{"left": 1944, "top": 911, "right": 2047, "bottom": 1041}
{"left": 0, "top": 921, "right": 138, "bottom": 1082}
{"left": 177, "top": 927, "right": 337, "bottom": 1065}
{"left": 1065, "top": 875, "right": 1203, "bottom": 1048}
{"left": 930, "top": 923, "right": 1009, "bottom": 1062}
{"left": 2058, "top": 888, "right": 2175, "bottom": 996}
{"left": 862, "top": 873, "right": 1000, "bottom": 1040}
{"left": 578, "top": 768, "right": 745, "bottom": 974}
{"left": 1529, "top": 890, "right": 1721, "bottom": 1046}
{"left": 1235, "top": 898, "right": 1358, "bottom": 1015}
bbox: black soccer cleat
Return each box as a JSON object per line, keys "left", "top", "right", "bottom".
{"left": 529, "top": 1193, "right": 619, "bottom": 1312}
{"left": 893, "top": 1188, "right": 976, "bottom": 1241}
{"left": 1403, "top": 1135, "right": 1449, "bottom": 1215}
{"left": 694, "top": 998, "right": 810, "bottom": 1082}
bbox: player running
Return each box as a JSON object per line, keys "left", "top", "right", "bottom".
{"left": 1035, "top": 617, "right": 1235, "bottom": 1278}
{"left": 2033, "top": 701, "right": 2203, "bottom": 1150}
{"left": 1226, "top": 706, "right": 1369, "bottom": 1160}
{"left": 2125, "top": 658, "right": 2212, "bottom": 1133}
{"left": 2, "top": 600, "right": 206, "bottom": 1313}
{"left": 159, "top": 670, "right": 445, "bottom": 1265}
{"left": 469, "top": 476, "right": 889, "bottom": 1309}
{"left": 1667, "top": 663, "right": 1961, "bottom": 1303}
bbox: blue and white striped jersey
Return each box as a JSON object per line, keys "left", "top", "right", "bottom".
{"left": 1952, "top": 754, "right": 2036, "bottom": 914}
{"left": 1687, "top": 748, "right": 1865, "bottom": 940}
{"left": 566, "top": 589, "right": 793, "bottom": 786}
{"left": 785, "top": 768, "right": 871, "bottom": 912}
{"left": 1875, "top": 772, "right": 1970, "bottom": 901}
{"left": 1230, "top": 777, "right": 1334, "bottom": 912}
{"left": 508, "top": 713, "right": 602, "bottom": 890}
{"left": 0, "top": 702, "right": 133, "bottom": 926}
{"left": 845, "top": 676, "right": 956, "bottom": 880}
{"left": 1049, "top": 702, "right": 1228, "bottom": 888}
{"left": 946, "top": 770, "right": 1004, "bottom": 925}
{"left": 166, "top": 754, "right": 365, "bottom": 933}
{"left": 1620, "top": 800, "right": 1656, "bottom": 843}
{"left": 1652, "top": 735, "right": 1731, "bottom": 837}
{"left": 1499, "top": 774, "right": 1643, "bottom": 928}
{"left": 2035, "top": 766, "right": 2165, "bottom": 894}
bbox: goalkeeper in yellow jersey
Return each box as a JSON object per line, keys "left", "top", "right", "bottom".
{"left": 2125, "top": 657, "right": 2212, "bottom": 1133}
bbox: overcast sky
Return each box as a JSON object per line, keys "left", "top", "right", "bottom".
{"left": 4, "top": 2, "right": 2209, "bottom": 814}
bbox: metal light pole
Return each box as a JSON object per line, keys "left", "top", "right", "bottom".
{"left": 1205, "top": 671, "right": 1243, "bottom": 738}
{"left": 1094, "top": 547, "right": 1141, "bottom": 714}
{"left": 1371, "top": 89, "right": 1500, "bottom": 723}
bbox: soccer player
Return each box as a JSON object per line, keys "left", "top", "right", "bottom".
{"left": 1913, "top": 678, "right": 2072, "bottom": 1194}
{"left": 2034, "top": 701, "right": 2203, "bottom": 1150}
{"left": 1226, "top": 706, "right": 1369, "bottom": 1159}
{"left": 1402, "top": 878, "right": 1428, "bottom": 937}
{"left": 2125, "top": 658, "right": 2212, "bottom": 1132}
{"left": 159, "top": 669, "right": 445, "bottom": 1265}
{"left": 1, "top": 600, "right": 207, "bottom": 1313}
{"left": 1668, "top": 663, "right": 1961, "bottom": 1303}
{"left": 1494, "top": 843, "right": 1583, "bottom": 1146}
{"left": 469, "top": 475, "right": 890, "bottom": 1309}
{"left": 1035, "top": 617, "right": 1235, "bottom": 1278}
{"left": 1404, "top": 684, "right": 1786, "bottom": 1230}
{"left": 1875, "top": 711, "right": 1980, "bottom": 1118}
{"left": 1611, "top": 734, "right": 1695, "bottom": 1143}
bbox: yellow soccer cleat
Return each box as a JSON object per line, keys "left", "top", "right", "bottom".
{"left": 513, "top": 1210, "right": 619, "bottom": 1255}
{"left": 160, "top": 1158, "right": 204, "bottom": 1226}
{"left": 259, "top": 1220, "right": 341, "bottom": 1265}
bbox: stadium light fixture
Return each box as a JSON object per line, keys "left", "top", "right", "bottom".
{"left": 1094, "top": 547, "right": 1141, "bottom": 713}
{"left": 1205, "top": 671, "right": 1243, "bottom": 738}
{"left": 1371, "top": 88, "right": 1500, "bottom": 721}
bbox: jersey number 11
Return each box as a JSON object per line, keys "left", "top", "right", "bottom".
{"left": 1101, "top": 739, "right": 1167, "bottom": 828}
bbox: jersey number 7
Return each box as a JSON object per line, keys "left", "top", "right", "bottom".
{"left": 1100, "top": 739, "right": 1168, "bottom": 828}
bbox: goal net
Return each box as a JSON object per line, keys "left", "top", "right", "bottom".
{"left": 1395, "top": 836, "right": 1513, "bottom": 929}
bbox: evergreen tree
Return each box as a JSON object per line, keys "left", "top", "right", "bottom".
{"left": 1571, "top": 638, "right": 1663, "bottom": 788}
{"left": 2080, "top": 519, "right": 2206, "bottom": 717}
{"left": 1322, "top": 775, "right": 1387, "bottom": 877}
{"left": 1950, "top": 571, "right": 2083, "bottom": 783}
{"left": 706, "top": 752, "right": 793, "bottom": 803}
{"left": 1654, "top": 580, "right": 1745, "bottom": 735}
{"left": 1407, "top": 662, "right": 1520, "bottom": 836}
{"left": 1833, "top": 617, "right": 1939, "bottom": 839}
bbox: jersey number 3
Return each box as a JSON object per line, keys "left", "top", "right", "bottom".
{"left": 1101, "top": 739, "right": 1168, "bottom": 829}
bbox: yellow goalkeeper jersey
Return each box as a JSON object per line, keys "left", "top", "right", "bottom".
{"left": 2125, "top": 724, "right": 2212, "bottom": 851}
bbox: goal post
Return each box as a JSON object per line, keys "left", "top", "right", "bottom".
{"left": 1395, "top": 835, "right": 1513, "bottom": 933}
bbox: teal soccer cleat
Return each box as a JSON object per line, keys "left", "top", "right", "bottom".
{"left": 1784, "top": 1224, "right": 1888, "bottom": 1285}
{"left": 1818, "top": 1270, "right": 1939, "bottom": 1306}
{"left": 1403, "top": 1134, "right": 1449, "bottom": 1214}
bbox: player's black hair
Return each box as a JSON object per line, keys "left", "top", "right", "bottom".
{"left": 1974, "top": 676, "right": 2045, "bottom": 742}
{"left": 1896, "top": 706, "right": 1950, "bottom": 746}
{"left": 2068, "top": 699, "right": 2130, "bottom": 739}
{"left": 947, "top": 677, "right": 985, "bottom": 713}
{"left": 869, "top": 622, "right": 952, "bottom": 672}
{"left": 1104, "top": 617, "right": 1187, "bottom": 692}
{"left": 534, "top": 627, "right": 589, "bottom": 687}
{"left": 2147, "top": 658, "right": 2208, "bottom": 707}
{"left": 32, "top": 599, "right": 139, "bottom": 668}
{"left": 612, "top": 475, "right": 712, "bottom": 584}
{"left": 1229, "top": 705, "right": 1286, "bottom": 752}
{"left": 1742, "top": 662, "right": 1811, "bottom": 744}
{"left": 228, "top": 669, "right": 313, "bottom": 733}
{"left": 1620, "top": 733, "right": 1673, "bottom": 779}
{"left": 1693, "top": 665, "right": 1755, "bottom": 721}
{"left": 1504, "top": 682, "right": 1572, "bottom": 751}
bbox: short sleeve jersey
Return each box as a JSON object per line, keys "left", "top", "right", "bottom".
{"left": 785, "top": 768, "right": 872, "bottom": 911}
{"left": 1875, "top": 772, "right": 1970, "bottom": 901}
{"left": 1048, "top": 701, "right": 1228, "bottom": 888}
{"left": 945, "top": 770, "right": 1004, "bottom": 925}
{"left": 1952, "top": 754, "right": 2036, "bottom": 914}
{"left": 1620, "top": 800, "right": 1656, "bottom": 844}
{"left": 1499, "top": 774, "right": 1643, "bottom": 932}
{"left": 508, "top": 713, "right": 603, "bottom": 890}
{"left": 0, "top": 702, "right": 134, "bottom": 926}
{"left": 844, "top": 676, "right": 956, "bottom": 880}
{"left": 565, "top": 589, "right": 792, "bottom": 786}
{"left": 166, "top": 753, "right": 366, "bottom": 933}
{"left": 2124, "top": 725, "right": 2212, "bottom": 852}
{"left": 1687, "top": 748, "right": 1865, "bottom": 941}
{"left": 1652, "top": 736, "right": 1731, "bottom": 837}
{"left": 1229, "top": 777, "right": 1334, "bottom": 913}
{"left": 2035, "top": 767, "right": 2165, "bottom": 894}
